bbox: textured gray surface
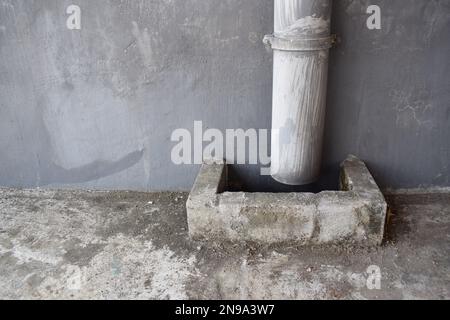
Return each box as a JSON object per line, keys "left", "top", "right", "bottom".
{"left": 0, "top": 0, "right": 449, "bottom": 191}
{"left": 0, "top": 188, "right": 449, "bottom": 300}
{"left": 187, "top": 156, "right": 387, "bottom": 245}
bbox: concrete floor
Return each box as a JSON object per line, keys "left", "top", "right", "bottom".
{"left": 0, "top": 188, "right": 449, "bottom": 300}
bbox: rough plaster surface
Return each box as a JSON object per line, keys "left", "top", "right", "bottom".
{"left": 187, "top": 156, "right": 387, "bottom": 245}
{"left": 0, "top": 0, "right": 449, "bottom": 191}
{"left": 0, "top": 189, "right": 449, "bottom": 300}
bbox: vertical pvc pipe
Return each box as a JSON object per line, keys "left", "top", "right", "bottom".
{"left": 264, "top": 0, "right": 333, "bottom": 185}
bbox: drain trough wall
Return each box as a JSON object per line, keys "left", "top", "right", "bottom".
{"left": 187, "top": 156, "right": 387, "bottom": 245}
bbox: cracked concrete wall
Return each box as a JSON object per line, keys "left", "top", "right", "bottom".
{"left": 0, "top": 0, "right": 449, "bottom": 191}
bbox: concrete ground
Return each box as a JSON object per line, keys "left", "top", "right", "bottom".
{"left": 0, "top": 188, "right": 448, "bottom": 300}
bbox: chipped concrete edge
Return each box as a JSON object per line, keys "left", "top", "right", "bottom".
{"left": 187, "top": 155, "right": 387, "bottom": 246}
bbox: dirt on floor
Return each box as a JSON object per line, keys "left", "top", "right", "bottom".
{"left": 0, "top": 188, "right": 449, "bottom": 300}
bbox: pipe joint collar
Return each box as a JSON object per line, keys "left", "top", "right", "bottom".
{"left": 263, "top": 34, "right": 336, "bottom": 52}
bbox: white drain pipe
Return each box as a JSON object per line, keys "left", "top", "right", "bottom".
{"left": 264, "top": 0, "right": 334, "bottom": 185}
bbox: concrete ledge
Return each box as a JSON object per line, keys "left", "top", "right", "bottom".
{"left": 187, "top": 155, "right": 387, "bottom": 246}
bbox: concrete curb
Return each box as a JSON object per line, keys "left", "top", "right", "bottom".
{"left": 187, "top": 155, "right": 387, "bottom": 245}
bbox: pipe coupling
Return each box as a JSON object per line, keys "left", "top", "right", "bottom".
{"left": 263, "top": 34, "right": 337, "bottom": 52}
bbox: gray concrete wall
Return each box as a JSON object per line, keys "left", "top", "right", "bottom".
{"left": 0, "top": 0, "right": 449, "bottom": 191}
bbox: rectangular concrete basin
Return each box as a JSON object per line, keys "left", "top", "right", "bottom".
{"left": 187, "top": 155, "right": 387, "bottom": 246}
